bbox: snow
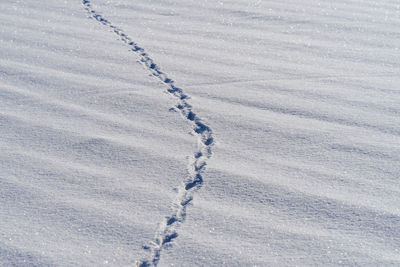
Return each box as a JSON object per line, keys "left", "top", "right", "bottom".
{"left": 1, "top": 0, "right": 400, "bottom": 266}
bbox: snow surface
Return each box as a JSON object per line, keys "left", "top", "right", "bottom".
{"left": 1, "top": 0, "right": 400, "bottom": 266}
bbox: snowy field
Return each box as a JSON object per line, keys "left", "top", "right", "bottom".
{"left": 1, "top": 0, "right": 400, "bottom": 266}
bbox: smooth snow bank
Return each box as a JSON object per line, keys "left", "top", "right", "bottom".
{"left": 1, "top": 0, "right": 400, "bottom": 266}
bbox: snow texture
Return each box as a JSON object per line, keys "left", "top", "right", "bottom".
{"left": 1, "top": 0, "right": 400, "bottom": 266}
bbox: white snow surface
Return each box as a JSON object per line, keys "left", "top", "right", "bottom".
{"left": 1, "top": 0, "right": 400, "bottom": 266}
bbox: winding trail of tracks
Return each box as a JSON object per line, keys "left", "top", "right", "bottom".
{"left": 82, "top": 1, "right": 214, "bottom": 266}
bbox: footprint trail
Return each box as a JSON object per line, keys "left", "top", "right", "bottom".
{"left": 82, "top": 1, "right": 214, "bottom": 266}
